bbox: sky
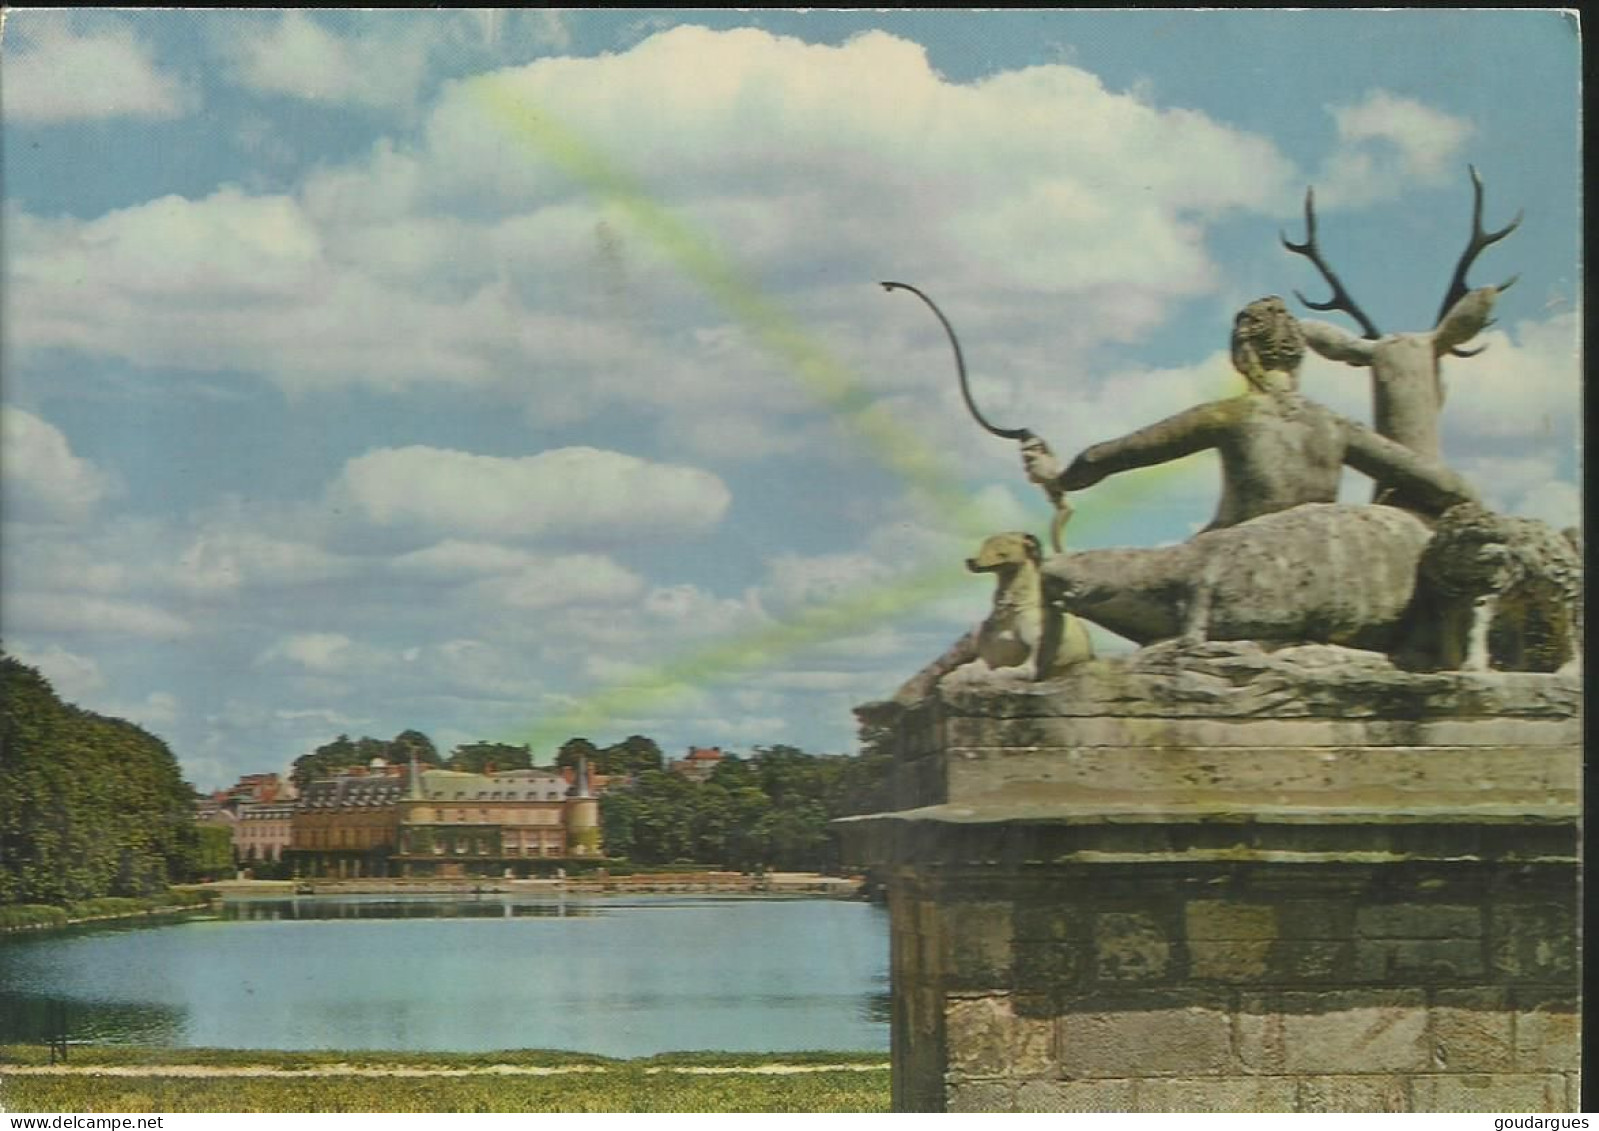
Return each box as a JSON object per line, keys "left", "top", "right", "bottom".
{"left": 0, "top": 9, "right": 1582, "bottom": 790}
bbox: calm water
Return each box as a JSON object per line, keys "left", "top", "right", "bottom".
{"left": 0, "top": 895, "right": 890, "bottom": 1056}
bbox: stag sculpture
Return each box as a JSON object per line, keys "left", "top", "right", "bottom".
{"left": 1282, "top": 166, "right": 1521, "bottom": 508}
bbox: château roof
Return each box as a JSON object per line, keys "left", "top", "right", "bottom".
{"left": 415, "top": 768, "right": 569, "bottom": 803}
{"left": 299, "top": 765, "right": 572, "bottom": 809}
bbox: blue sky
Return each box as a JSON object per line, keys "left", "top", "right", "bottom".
{"left": 1, "top": 10, "right": 1581, "bottom": 789}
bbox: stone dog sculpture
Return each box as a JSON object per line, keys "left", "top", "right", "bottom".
{"left": 1410, "top": 503, "right": 1583, "bottom": 673}
{"left": 889, "top": 532, "right": 1095, "bottom": 704}
{"left": 965, "top": 531, "right": 1094, "bottom": 674}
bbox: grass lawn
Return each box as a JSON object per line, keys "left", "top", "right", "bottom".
{"left": 0, "top": 1047, "right": 891, "bottom": 1113}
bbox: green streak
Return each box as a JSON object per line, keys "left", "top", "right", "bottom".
{"left": 475, "top": 82, "right": 975, "bottom": 520}
{"left": 470, "top": 83, "right": 1208, "bottom": 748}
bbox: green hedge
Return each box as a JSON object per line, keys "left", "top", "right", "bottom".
{"left": 0, "top": 891, "right": 209, "bottom": 933}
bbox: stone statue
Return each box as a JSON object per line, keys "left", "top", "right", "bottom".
{"left": 1281, "top": 166, "right": 1521, "bottom": 509}
{"left": 1020, "top": 296, "right": 1480, "bottom": 532}
{"left": 1004, "top": 295, "right": 1577, "bottom": 671}
{"left": 1039, "top": 501, "right": 1436, "bottom": 651}
{"left": 1407, "top": 502, "right": 1583, "bottom": 673}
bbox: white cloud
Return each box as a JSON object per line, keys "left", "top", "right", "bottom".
{"left": 0, "top": 406, "right": 117, "bottom": 523}
{"left": 1, "top": 15, "right": 196, "bottom": 124}
{"left": 1313, "top": 91, "right": 1475, "bottom": 208}
{"left": 1513, "top": 481, "right": 1581, "bottom": 531}
{"left": 468, "top": 555, "right": 645, "bottom": 610}
{"left": 175, "top": 530, "right": 356, "bottom": 594}
{"left": 4, "top": 642, "right": 106, "bottom": 701}
{"left": 1455, "top": 454, "right": 1582, "bottom": 530}
{"left": 112, "top": 691, "right": 182, "bottom": 732}
{"left": 6, "top": 594, "right": 192, "bottom": 639}
{"left": 761, "top": 551, "right": 899, "bottom": 617}
{"left": 330, "top": 445, "right": 731, "bottom": 543}
{"left": 256, "top": 632, "right": 359, "bottom": 675}
{"left": 389, "top": 540, "right": 541, "bottom": 579}
{"left": 221, "top": 12, "right": 434, "bottom": 112}
{"left": 1434, "top": 311, "right": 1582, "bottom": 443}
{"left": 8, "top": 25, "right": 1302, "bottom": 433}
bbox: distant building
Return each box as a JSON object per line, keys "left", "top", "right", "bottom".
{"left": 558, "top": 765, "right": 624, "bottom": 795}
{"left": 224, "top": 773, "right": 291, "bottom": 806}
{"left": 194, "top": 792, "right": 234, "bottom": 829}
{"left": 668, "top": 746, "right": 724, "bottom": 782}
{"left": 289, "top": 761, "right": 408, "bottom": 878}
{"left": 287, "top": 758, "right": 603, "bottom": 879}
{"left": 234, "top": 800, "right": 296, "bottom": 865}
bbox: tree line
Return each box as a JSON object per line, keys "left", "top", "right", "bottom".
{"left": 289, "top": 732, "right": 672, "bottom": 790}
{"left": 596, "top": 744, "right": 892, "bottom": 873}
{"left": 0, "top": 649, "right": 898, "bottom": 902}
{"left": 0, "top": 654, "right": 209, "bottom": 904}
{"left": 293, "top": 728, "right": 893, "bottom": 874}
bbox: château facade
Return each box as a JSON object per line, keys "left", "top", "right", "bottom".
{"left": 288, "top": 758, "right": 602, "bottom": 878}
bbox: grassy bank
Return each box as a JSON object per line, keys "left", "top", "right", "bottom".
{"left": 0, "top": 892, "right": 211, "bottom": 934}
{"left": 0, "top": 1047, "right": 890, "bottom": 1113}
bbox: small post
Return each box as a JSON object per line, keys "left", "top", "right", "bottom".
{"left": 46, "top": 1000, "right": 69, "bottom": 1064}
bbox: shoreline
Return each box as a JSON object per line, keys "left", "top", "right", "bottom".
{"left": 0, "top": 873, "right": 868, "bottom": 934}
{"left": 0, "top": 896, "right": 212, "bottom": 937}
{"left": 211, "top": 871, "right": 865, "bottom": 898}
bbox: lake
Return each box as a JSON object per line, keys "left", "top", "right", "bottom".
{"left": 0, "top": 895, "right": 890, "bottom": 1057}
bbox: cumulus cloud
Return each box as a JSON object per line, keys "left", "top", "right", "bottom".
{"left": 9, "top": 25, "right": 1301, "bottom": 431}
{"left": 111, "top": 691, "right": 182, "bottom": 733}
{"left": 330, "top": 445, "right": 731, "bottom": 543}
{"left": 1432, "top": 312, "right": 1582, "bottom": 443}
{"left": 762, "top": 550, "right": 899, "bottom": 615}
{"left": 1455, "top": 455, "right": 1582, "bottom": 530}
{"left": 467, "top": 555, "right": 645, "bottom": 610}
{"left": 221, "top": 12, "right": 434, "bottom": 112}
{"left": 1, "top": 15, "right": 196, "bottom": 124}
{"left": 6, "top": 594, "right": 192, "bottom": 639}
{"left": 389, "top": 540, "right": 542, "bottom": 579}
{"left": 4, "top": 642, "right": 107, "bottom": 701}
{"left": 1, "top": 406, "right": 117, "bottom": 523}
{"left": 175, "top": 530, "right": 356, "bottom": 594}
{"left": 1312, "top": 91, "right": 1475, "bottom": 208}
{"left": 256, "top": 632, "right": 360, "bottom": 674}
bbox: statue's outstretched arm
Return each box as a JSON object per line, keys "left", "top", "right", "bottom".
{"left": 1343, "top": 423, "right": 1481, "bottom": 512}
{"left": 1059, "top": 402, "right": 1234, "bottom": 491}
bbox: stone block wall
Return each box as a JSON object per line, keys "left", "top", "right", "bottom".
{"left": 885, "top": 859, "right": 1578, "bottom": 1112}
{"left": 843, "top": 650, "right": 1581, "bottom": 1112}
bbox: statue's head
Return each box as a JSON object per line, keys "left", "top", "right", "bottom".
{"left": 1232, "top": 296, "right": 1306, "bottom": 389}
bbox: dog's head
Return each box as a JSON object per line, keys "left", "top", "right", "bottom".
{"left": 1423, "top": 504, "right": 1521, "bottom": 598}
{"left": 967, "top": 531, "right": 1042, "bottom": 574}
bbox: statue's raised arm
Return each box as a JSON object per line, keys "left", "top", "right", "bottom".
{"left": 1025, "top": 297, "right": 1472, "bottom": 533}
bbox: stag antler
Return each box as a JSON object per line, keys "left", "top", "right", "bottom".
{"left": 1281, "top": 188, "right": 1382, "bottom": 340}
{"left": 1434, "top": 165, "right": 1523, "bottom": 358}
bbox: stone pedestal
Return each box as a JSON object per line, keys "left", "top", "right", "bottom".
{"left": 839, "top": 644, "right": 1581, "bottom": 1113}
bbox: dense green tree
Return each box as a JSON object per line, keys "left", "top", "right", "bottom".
{"left": 192, "top": 824, "right": 235, "bottom": 880}
{"left": 601, "top": 735, "right": 665, "bottom": 777}
{"left": 555, "top": 737, "right": 600, "bottom": 772}
{"left": 391, "top": 729, "right": 441, "bottom": 767}
{"left": 447, "top": 742, "right": 532, "bottom": 773}
{"left": 598, "top": 788, "right": 641, "bottom": 860}
{"left": 290, "top": 734, "right": 358, "bottom": 792}
{"left": 1, "top": 654, "right": 199, "bottom": 904}
{"left": 594, "top": 739, "right": 891, "bottom": 873}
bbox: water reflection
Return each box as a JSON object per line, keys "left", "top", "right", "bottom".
{"left": 219, "top": 898, "right": 599, "bottom": 921}
{"left": 0, "top": 895, "right": 889, "bottom": 1055}
{"left": 0, "top": 990, "right": 185, "bottom": 1046}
